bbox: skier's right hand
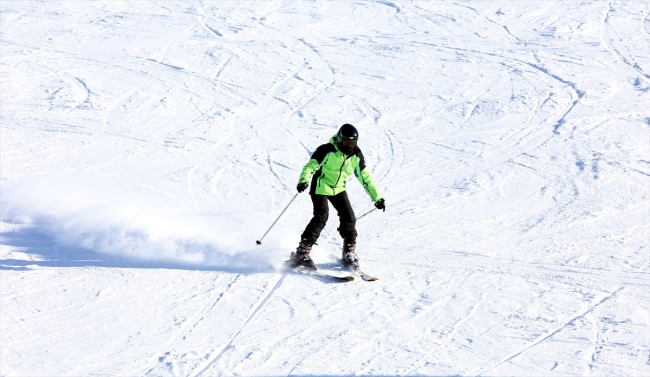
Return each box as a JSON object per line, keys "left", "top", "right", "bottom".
{"left": 297, "top": 182, "right": 308, "bottom": 193}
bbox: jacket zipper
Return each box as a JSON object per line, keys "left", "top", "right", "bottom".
{"left": 334, "top": 154, "right": 352, "bottom": 187}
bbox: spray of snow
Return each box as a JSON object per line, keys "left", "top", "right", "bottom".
{"left": 1, "top": 172, "right": 291, "bottom": 270}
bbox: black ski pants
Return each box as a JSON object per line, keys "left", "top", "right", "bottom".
{"left": 300, "top": 191, "right": 356, "bottom": 246}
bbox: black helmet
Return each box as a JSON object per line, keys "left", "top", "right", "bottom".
{"left": 337, "top": 124, "right": 358, "bottom": 141}
{"left": 337, "top": 124, "right": 358, "bottom": 155}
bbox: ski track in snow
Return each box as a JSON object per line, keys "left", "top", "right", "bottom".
{"left": 1, "top": 1, "right": 648, "bottom": 376}
{"left": 472, "top": 286, "right": 625, "bottom": 376}
{"left": 141, "top": 274, "right": 241, "bottom": 376}
{"left": 189, "top": 274, "right": 284, "bottom": 376}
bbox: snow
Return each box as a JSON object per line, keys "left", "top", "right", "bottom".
{"left": 1, "top": 1, "right": 648, "bottom": 375}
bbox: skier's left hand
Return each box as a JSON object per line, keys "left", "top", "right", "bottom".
{"left": 374, "top": 198, "right": 386, "bottom": 212}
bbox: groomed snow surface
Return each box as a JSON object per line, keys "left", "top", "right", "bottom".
{"left": 1, "top": 1, "right": 649, "bottom": 376}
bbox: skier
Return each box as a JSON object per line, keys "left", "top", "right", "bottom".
{"left": 289, "top": 123, "right": 385, "bottom": 271}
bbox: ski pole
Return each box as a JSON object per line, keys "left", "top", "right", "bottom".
{"left": 256, "top": 193, "right": 300, "bottom": 245}
{"left": 337, "top": 207, "right": 377, "bottom": 235}
{"left": 356, "top": 207, "right": 377, "bottom": 221}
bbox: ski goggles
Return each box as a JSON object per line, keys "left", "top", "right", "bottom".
{"left": 340, "top": 139, "right": 357, "bottom": 148}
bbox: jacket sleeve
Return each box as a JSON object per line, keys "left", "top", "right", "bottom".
{"left": 298, "top": 144, "right": 333, "bottom": 183}
{"left": 354, "top": 150, "right": 382, "bottom": 202}
{"left": 299, "top": 159, "right": 320, "bottom": 183}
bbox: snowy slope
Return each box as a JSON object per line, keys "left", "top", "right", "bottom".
{"left": 1, "top": 1, "right": 649, "bottom": 376}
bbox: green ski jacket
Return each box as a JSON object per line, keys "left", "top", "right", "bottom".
{"left": 299, "top": 135, "right": 382, "bottom": 202}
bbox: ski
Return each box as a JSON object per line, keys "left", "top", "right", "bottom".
{"left": 284, "top": 260, "right": 354, "bottom": 282}
{"left": 327, "top": 254, "right": 379, "bottom": 282}
{"left": 296, "top": 268, "right": 355, "bottom": 282}
{"left": 353, "top": 268, "right": 379, "bottom": 281}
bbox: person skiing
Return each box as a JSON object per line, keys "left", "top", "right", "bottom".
{"left": 289, "top": 123, "right": 385, "bottom": 270}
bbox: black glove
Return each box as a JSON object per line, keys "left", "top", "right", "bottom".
{"left": 374, "top": 198, "right": 386, "bottom": 212}
{"left": 297, "top": 182, "right": 308, "bottom": 193}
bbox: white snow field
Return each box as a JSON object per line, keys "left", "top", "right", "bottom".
{"left": 1, "top": 1, "right": 649, "bottom": 376}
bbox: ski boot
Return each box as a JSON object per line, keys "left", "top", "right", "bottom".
{"left": 289, "top": 242, "right": 316, "bottom": 270}
{"left": 342, "top": 242, "right": 360, "bottom": 270}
